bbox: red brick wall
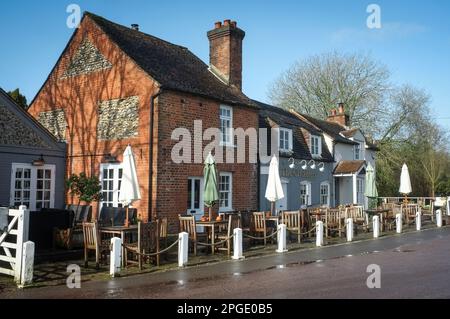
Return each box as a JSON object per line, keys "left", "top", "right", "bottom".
{"left": 28, "top": 15, "right": 158, "bottom": 220}
{"left": 155, "top": 91, "right": 258, "bottom": 231}
{"left": 29, "top": 15, "right": 259, "bottom": 232}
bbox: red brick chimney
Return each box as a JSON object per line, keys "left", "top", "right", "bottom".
{"left": 327, "top": 103, "right": 349, "bottom": 127}
{"left": 207, "top": 19, "right": 245, "bottom": 90}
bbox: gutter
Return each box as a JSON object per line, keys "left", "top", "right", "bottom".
{"left": 148, "top": 89, "right": 162, "bottom": 221}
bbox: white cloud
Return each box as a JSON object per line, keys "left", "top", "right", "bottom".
{"left": 331, "top": 22, "right": 428, "bottom": 44}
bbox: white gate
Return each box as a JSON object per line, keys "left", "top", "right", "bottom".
{"left": 0, "top": 205, "right": 29, "bottom": 283}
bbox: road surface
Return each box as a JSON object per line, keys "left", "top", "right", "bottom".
{"left": 2, "top": 227, "right": 450, "bottom": 298}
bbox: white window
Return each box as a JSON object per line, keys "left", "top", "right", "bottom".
{"left": 10, "top": 163, "right": 56, "bottom": 211}
{"left": 354, "top": 142, "right": 363, "bottom": 160}
{"left": 220, "top": 105, "right": 233, "bottom": 146}
{"left": 279, "top": 128, "right": 293, "bottom": 152}
{"left": 310, "top": 135, "right": 321, "bottom": 157}
{"left": 219, "top": 172, "right": 232, "bottom": 211}
{"left": 300, "top": 181, "right": 311, "bottom": 206}
{"left": 320, "top": 182, "right": 330, "bottom": 207}
{"left": 100, "top": 163, "right": 123, "bottom": 208}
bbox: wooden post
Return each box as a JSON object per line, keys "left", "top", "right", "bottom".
{"left": 110, "top": 237, "right": 122, "bottom": 277}
{"left": 178, "top": 232, "right": 188, "bottom": 267}
{"left": 316, "top": 221, "right": 323, "bottom": 247}
{"left": 436, "top": 209, "right": 442, "bottom": 228}
{"left": 396, "top": 213, "right": 402, "bottom": 233}
{"left": 19, "top": 241, "right": 34, "bottom": 288}
{"left": 346, "top": 218, "right": 353, "bottom": 242}
{"left": 14, "top": 205, "right": 29, "bottom": 283}
{"left": 416, "top": 210, "right": 421, "bottom": 231}
{"left": 276, "top": 224, "right": 288, "bottom": 253}
{"left": 232, "top": 228, "right": 244, "bottom": 260}
{"left": 373, "top": 216, "right": 379, "bottom": 238}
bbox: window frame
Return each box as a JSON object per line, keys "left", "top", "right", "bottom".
{"left": 310, "top": 135, "right": 322, "bottom": 158}
{"left": 354, "top": 141, "right": 363, "bottom": 160}
{"left": 279, "top": 127, "right": 293, "bottom": 152}
{"left": 10, "top": 163, "right": 56, "bottom": 211}
{"left": 320, "top": 181, "right": 330, "bottom": 207}
{"left": 300, "top": 181, "right": 312, "bottom": 206}
{"left": 219, "top": 105, "right": 233, "bottom": 147}
{"left": 218, "top": 172, "right": 233, "bottom": 212}
{"left": 99, "top": 163, "right": 124, "bottom": 208}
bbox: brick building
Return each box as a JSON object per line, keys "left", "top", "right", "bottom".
{"left": 28, "top": 13, "right": 259, "bottom": 230}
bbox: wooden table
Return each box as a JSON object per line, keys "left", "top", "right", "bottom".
{"left": 99, "top": 225, "right": 138, "bottom": 265}
{"left": 196, "top": 220, "right": 228, "bottom": 255}
{"left": 365, "top": 209, "right": 389, "bottom": 232}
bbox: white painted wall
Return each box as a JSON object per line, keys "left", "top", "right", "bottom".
{"left": 334, "top": 143, "right": 354, "bottom": 163}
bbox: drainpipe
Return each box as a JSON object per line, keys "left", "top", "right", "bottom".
{"left": 148, "top": 89, "right": 162, "bottom": 221}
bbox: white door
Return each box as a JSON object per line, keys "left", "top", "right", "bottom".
{"left": 276, "top": 181, "right": 288, "bottom": 213}
{"left": 187, "top": 177, "right": 204, "bottom": 221}
{"left": 100, "top": 163, "right": 123, "bottom": 208}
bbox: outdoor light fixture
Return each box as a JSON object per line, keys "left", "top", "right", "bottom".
{"left": 308, "top": 160, "right": 316, "bottom": 169}
{"left": 288, "top": 157, "right": 295, "bottom": 169}
{"left": 32, "top": 154, "right": 45, "bottom": 166}
{"left": 300, "top": 160, "right": 308, "bottom": 170}
{"left": 318, "top": 162, "right": 325, "bottom": 172}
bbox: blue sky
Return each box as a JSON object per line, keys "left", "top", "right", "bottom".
{"left": 1, "top": 0, "right": 449, "bottom": 129}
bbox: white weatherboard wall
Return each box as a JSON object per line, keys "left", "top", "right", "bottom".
{"left": 334, "top": 143, "right": 354, "bottom": 163}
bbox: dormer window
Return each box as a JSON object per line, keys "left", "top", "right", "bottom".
{"left": 279, "top": 128, "right": 293, "bottom": 152}
{"left": 354, "top": 141, "right": 363, "bottom": 160}
{"left": 310, "top": 135, "right": 321, "bottom": 157}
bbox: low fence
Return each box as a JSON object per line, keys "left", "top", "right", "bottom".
{"left": 0, "top": 206, "right": 34, "bottom": 286}
{"left": 109, "top": 207, "right": 448, "bottom": 276}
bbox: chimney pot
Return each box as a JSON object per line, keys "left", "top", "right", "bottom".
{"left": 224, "top": 19, "right": 231, "bottom": 26}
{"left": 231, "top": 21, "right": 237, "bottom": 28}
{"left": 131, "top": 24, "right": 139, "bottom": 31}
{"left": 331, "top": 108, "right": 337, "bottom": 116}
{"left": 214, "top": 21, "right": 222, "bottom": 29}
{"left": 338, "top": 102, "right": 344, "bottom": 114}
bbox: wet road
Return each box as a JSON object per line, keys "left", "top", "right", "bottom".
{"left": 3, "top": 227, "right": 450, "bottom": 298}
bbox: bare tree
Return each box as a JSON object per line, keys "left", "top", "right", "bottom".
{"left": 268, "top": 51, "right": 390, "bottom": 135}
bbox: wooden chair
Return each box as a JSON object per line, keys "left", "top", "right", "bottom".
{"left": 418, "top": 199, "right": 434, "bottom": 222}
{"left": 252, "top": 212, "right": 273, "bottom": 246}
{"left": 159, "top": 217, "right": 168, "bottom": 248}
{"left": 325, "top": 208, "right": 344, "bottom": 238}
{"left": 82, "top": 222, "right": 110, "bottom": 269}
{"left": 178, "top": 215, "right": 207, "bottom": 256}
{"left": 402, "top": 204, "right": 419, "bottom": 225}
{"left": 345, "top": 206, "right": 367, "bottom": 232}
{"left": 124, "top": 220, "right": 160, "bottom": 270}
{"left": 281, "top": 210, "right": 302, "bottom": 243}
{"left": 307, "top": 207, "right": 326, "bottom": 237}
{"left": 216, "top": 214, "right": 241, "bottom": 256}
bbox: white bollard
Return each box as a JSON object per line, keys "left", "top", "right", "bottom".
{"left": 110, "top": 237, "right": 122, "bottom": 277}
{"left": 276, "top": 224, "right": 288, "bottom": 253}
{"left": 396, "top": 213, "right": 402, "bottom": 233}
{"left": 373, "top": 216, "right": 380, "bottom": 238}
{"left": 416, "top": 211, "right": 421, "bottom": 231}
{"left": 178, "top": 232, "right": 189, "bottom": 267}
{"left": 436, "top": 209, "right": 442, "bottom": 228}
{"left": 346, "top": 218, "right": 353, "bottom": 242}
{"left": 19, "top": 241, "right": 34, "bottom": 287}
{"left": 232, "top": 228, "right": 245, "bottom": 260}
{"left": 316, "top": 221, "right": 324, "bottom": 247}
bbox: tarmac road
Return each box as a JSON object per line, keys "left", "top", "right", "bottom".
{"left": 2, "top": 227, "right": 450, "bottom": 299}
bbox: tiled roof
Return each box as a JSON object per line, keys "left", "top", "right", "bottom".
{"left": 254, "top": 100, "right": 334, "bottom": 162}
{"left": 341, "top": 128, "right": 358, "bottom": 138}
{"left": 297, "top": 113, "right": 357, "bottom": 145}
{"left": 333, "top": 160, "right": 366, "bottom": 175}
{"left": 86, "top": 12, "right": 256, "bottom": 108}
